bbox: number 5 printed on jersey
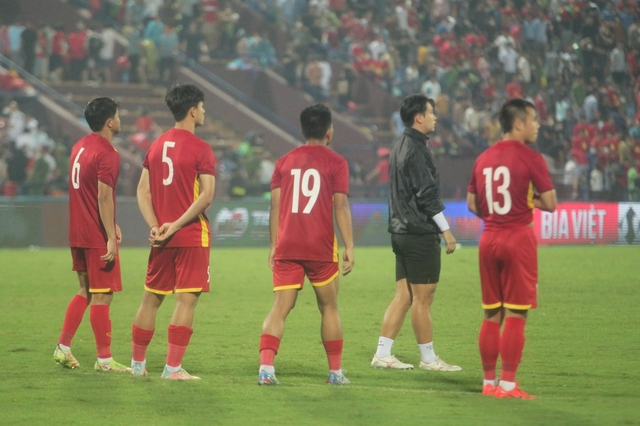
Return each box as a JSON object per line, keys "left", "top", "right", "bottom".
{"left": 291, "top": 168, "right": 320, "bottom": 213}
{"left": 162, "top": 141, "right": 175, "bottom": 185}
{"left": 483, "top": 166, "right": 512, "bottom": 215}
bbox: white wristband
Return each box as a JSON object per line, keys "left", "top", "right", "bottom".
{"left": 432, "top": 212, "right": 450, "bottom": 232}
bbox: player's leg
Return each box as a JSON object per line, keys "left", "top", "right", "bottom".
{"left": 372, "top": 234, "right": 413, "bottom": 369}
{"left": 161, "top": 291, "right": 201, "bottom": 380}
{"left": 309, "top": 262, "right": 348, "bottom": 384}
{"left": 259, "top": 260, "right": 303, "bottom": 385}
{"left": 259, "top": 289, "right": 298, "bottom": 384}
{"left": 479, "top": 307, "right": 502, "bottom": 395}
{"left": 86, "top": 249, "right": 128, "bottom": 372}
{"left": 131, "top": 290, "right": 165, "bottom": 376}
{"left": 478, "top": 231, "right": 503, "bottom": 395}
{"left": 494, "top": 227, "right": 537, "bottom": 399}
{"left": 55, "top": 250, "right": 91, "bottom": 369}
{"left": 161, "top": 247, "right": 209, "bottom": 380}
{"left": 407, "top": 234, "right": 459, "bottom": 372}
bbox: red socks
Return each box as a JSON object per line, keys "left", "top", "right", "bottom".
{"left": 166, "top": 325, "right": 193, "bottom": 368}
{"left": 478, "top": 320, "right": 501, "bottom": 381}
{"left": 323, "top": 339, "right": 343, "bottom": 371}
{"left": 59, "top": 295, "right": 89, "bottom": 347}
{"left": 500, "top": 317, "right": 526, "bottom": 383}
{"left": 259, "top": 334, "right": 281, "bottom": 366}
{"left": 132, "top": 325, "right": 155, "bottom": 362}
{"left": 90, "top": 305, "right": 112, "bottom": 359}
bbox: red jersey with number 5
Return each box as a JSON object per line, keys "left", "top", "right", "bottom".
{"left": 467, "top": 140, "right": 554, "bottom": 230}
{"left": 271, "top": 145, "right": 349, "bottom": 261}
{"left": 68, "top": 133, "right": 120, "bottom": 248}
{"left": 143, "top": 128, "right": 216, "bottom": 247}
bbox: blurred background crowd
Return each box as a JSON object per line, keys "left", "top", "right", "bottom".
{"left": 1, "top": 0, "right": 640, "bottom": 202}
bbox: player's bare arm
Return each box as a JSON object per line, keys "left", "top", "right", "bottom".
{"left": 533, "top": 189, "right": 557, "bottom": 212}
{"left": 154, "top": 174, "right": 215, "bottom": 244}
{"left": 136, "top": 168, "right": 161, "bottom": 243}
{"left": 334, "top": 192, "right": 355, "bottom": 276}
{"left": 442, "top": 229, "right": 457, "bottom": 254}
{"left": 466, "top": 192, "right": 481, "bottom": 218}
{"left": 97, "top": 180, "right": 117, "bottom": 262}
{"left": 268, "top": 188, "right": 281, "bottom": 271}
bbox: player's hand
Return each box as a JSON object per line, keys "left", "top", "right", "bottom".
{"left": 442, "top": 229, "right": 457, "bottom": 254}
{"left": 101, "top": 238, "right": 117, "bottom": 263}
{"left": 341, "top": 247, "right": 354, "bottom": 276}
{"left": 268, "top": 247, "right": 276, "bottom": 271}
{"left": 116, "top": 224, "right": 122, "bottom": 244}
{"left": 151, "top": 222, "right": 177, "bottom": 246}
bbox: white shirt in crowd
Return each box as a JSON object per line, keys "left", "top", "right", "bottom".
{"left": 99, "top": 28, "right": 117, "bottom": 60}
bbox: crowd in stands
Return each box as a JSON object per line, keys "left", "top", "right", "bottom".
{"left": 2, "top": 0, "right": 640, "bottom": 202}
{"left": 0, "top": 100, "right": 70, "bottom": 196}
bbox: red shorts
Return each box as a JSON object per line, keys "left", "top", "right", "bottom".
{"left": 478, "top": 226, "right": 538, "bottom": 310}
{"left": 145, "top": 247, "right": 210, "bottom": 294}
{"left": 273, "top": 260, "right": 339, "bottom": 291}
{"left": 70, "top": 247, "right": 122, "bottom": 293}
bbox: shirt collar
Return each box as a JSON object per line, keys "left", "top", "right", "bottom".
{"left": 403, "top": 127, "right": 430, "bottom": 144}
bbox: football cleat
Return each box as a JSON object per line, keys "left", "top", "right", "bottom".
{"left": 258, "top": 370, "right": 279, "bottom": 385}
{"left": 371, "top": 355, "right": 414, "bottom": 370}
{"left": 326, "top": 372, "right": 350, "bottom": 385}
{"left": 418, "top": 357, "right": 461, "bottom": 371}
{"left": 131, "top": 361, "right": 148, "bottom": 377}
{"left": 161, "top": 366, "right": 200, "bottom": 380}
{"left": 494, "top": 384, "right": 535, "bottom": 399}
{"left": 94, "top": 359, "right": 131, "bottom": 372}
{"left": 482, "top": 384, "right": 498, "bottom": 396}
{"left": 53, "top": 345, "right": 80, "bottom": 369}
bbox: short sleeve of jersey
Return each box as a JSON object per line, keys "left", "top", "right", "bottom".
{"left": 97, "top": 148, "right": 119, "bottom": 188}
{"left": 467, "top": 161, "right": 478, "bottom": 194}
{"left": 196, "top": 142, "right": 216, "bottom": 176}
{"left": 142, "top": 151, "right": 150, "bottom": 169}
{"left": 529, "top": 153, "right": 555, "bottom": 193}
{"left": 333, "top": 157, "right": 349, "bottom": 195}
{"left": 271, "top": 158, "right": 283, "bottom": 190}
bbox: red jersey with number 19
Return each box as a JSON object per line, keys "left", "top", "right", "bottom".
{"left": 271, "top": 145, "right": 349, "bottom": 262}
{"left": 68, "top": 133, "right": 120, "bottom": 248}
{"left": 467, "top": 140, "right": 554, "bottom": 230}
{"left": 143, "top": 128, "right": 216, "bottom": 247}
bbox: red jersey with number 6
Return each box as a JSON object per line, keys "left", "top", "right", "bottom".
{"left": 467, "top": 140, "right": 554, "bottom": 230}
{"left": 143, "top": 128, "right": 216, "bottom": 247}
{"left": 271, "top": 145, "right": 349, "bottom": 262}
{"left": 68, "top": 133, "right": 120, "bottom": 248}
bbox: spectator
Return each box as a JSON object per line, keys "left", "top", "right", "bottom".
{"left": 49, "top": 25, "right": 67, "bottom": 83}
{"left": 20, "top": 22, "right": 37, "bottom": 75}
{"left": 98, "top": 25, "right": 117, "bottom": 82}
{"left": 183, "top": 21, "right": 203, "bottom": 63}
{"left": 67, "top": 23, "right": 88, "bottom": 82}
{"left": 157, "top": 25, "right": 179, "bottom": 85}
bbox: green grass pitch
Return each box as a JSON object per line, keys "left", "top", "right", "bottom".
{"left": 1, "top": 245, "right": 639, "bottom": 425}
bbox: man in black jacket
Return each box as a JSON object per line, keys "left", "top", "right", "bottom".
{"left": 371, "top": 94, "right": 460, "bottom": 371}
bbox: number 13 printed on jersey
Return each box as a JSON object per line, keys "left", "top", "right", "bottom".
{"left": 483, "top": 166, "right": 512, "bottom": 215}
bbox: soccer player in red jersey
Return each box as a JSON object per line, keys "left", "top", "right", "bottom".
{"left": 130, "top": 83, "right": 215, "bottom": 380}
{"left": 54, "top": 97, "right": 130, "bottom": 372}
{"left": 467, "top": 99, "right": 557, "bottom": 399}
{"left": 258, "top": 104, "right": 355, "bottom": 386}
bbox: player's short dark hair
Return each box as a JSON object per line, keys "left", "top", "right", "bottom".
{"left": 165, "top": 83, "right": 205, "bottom": 122}
{"left": 300, "top": 104, "right": 332, "bottom": 140}
{"left": 84, "top": 97, "right": 118, "bottom": 132}
{"left": 499, "top": 98, "right": 536, "bottom": 133}
{"left": 400, "top": 94, "right": 435, "bottom": 127}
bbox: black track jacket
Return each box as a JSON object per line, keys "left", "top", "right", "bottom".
{"left": 388, "top": 127, "right": 445, "bottom": 235}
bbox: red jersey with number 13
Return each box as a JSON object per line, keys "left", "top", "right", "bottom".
{"left": 271, "top": 145, "right": 349, "bottom": 262}
{"left": 143, "top": 128, "right": 216, "bottom": 247}
{"left": 68, "top": 133, "right": 120, "bottom": 248}
{"left": 467, "top": 140, "right": 554, "bottom": 231}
